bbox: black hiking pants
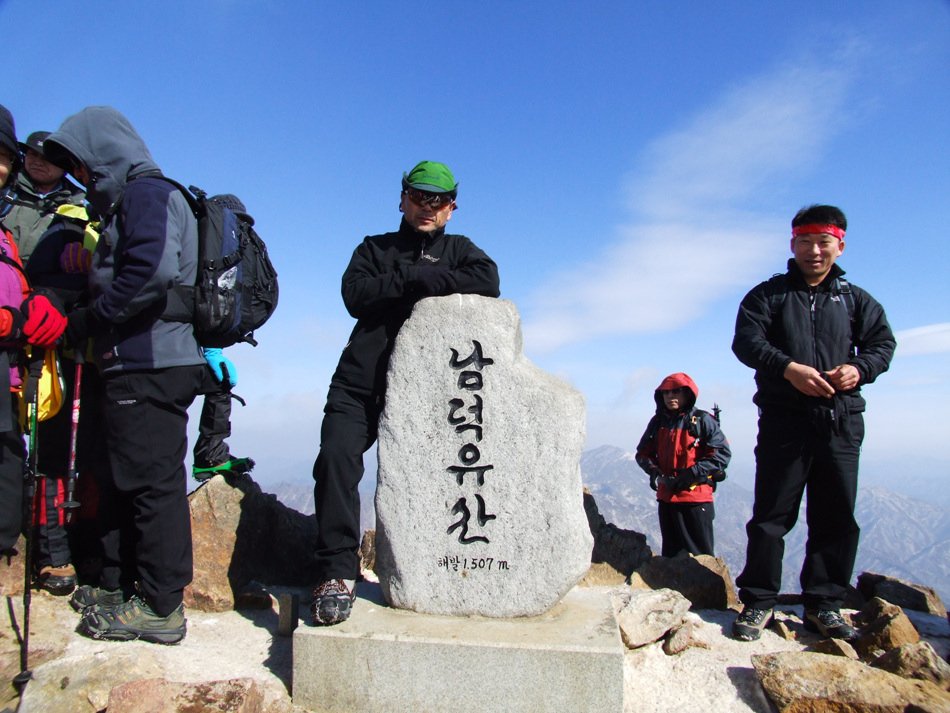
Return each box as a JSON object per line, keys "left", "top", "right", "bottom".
{"left": 312, "top": 385, "right": 382, "bottom": 582}
{"left": 657, "top": 500, "right": 715, "bottom": 557}
{"left": 736, "top": 406, "right": 863, "bottom": 611}
{"left": 193, "top": 387, "right": 232, "bottom": 468}
{"left": 0, "top": 401, "right": 25, "bottom": 552}
{"left": 97, "top": 365, "right": 209, "bottom": 616}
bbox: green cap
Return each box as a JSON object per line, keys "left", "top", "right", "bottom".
{"left": 402, "top": 161, "right": 458, "bottom": 196}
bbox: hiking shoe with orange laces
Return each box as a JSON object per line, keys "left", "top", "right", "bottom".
{"left": 81, "top": 595, "right": 186, "bottom": 644}
{"left": 37, "top": 563, "right": 77, "bottom": 593}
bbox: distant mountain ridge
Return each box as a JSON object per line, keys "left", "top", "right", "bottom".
{"left": 581, "top": 444, "right": 950, "bottom": 604}
{"left": 264, "top": 444, "right": 950, "bottom": 603}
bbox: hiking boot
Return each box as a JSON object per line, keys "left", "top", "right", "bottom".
{"left": 193, "top": 456, "right": 256, "bottom": 482}
{"left": 732, "top": 606, "right": 773, "bottom": 641}
{"left": 70, "top": 585, "right": 124, "bottom": 613}
{"left": 803, "top": 608, "right": 857, "bottom": 640}
{"left": 37, "top": 564, "right": 77, "bottom": 593}
{"left": 81, "top": 595, "right": 186, "bottom": 644}
{"left": 311, "top": 579, "right": 355, "bottom": 626}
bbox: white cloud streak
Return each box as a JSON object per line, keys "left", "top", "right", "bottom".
{"left": 894, "top": 323, "right": 950, "bottom": 357}
{"left": 523, "top": 57, "right": 857, "bottom": 354}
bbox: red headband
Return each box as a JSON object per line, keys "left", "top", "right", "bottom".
{"left": 792, "top": 223, "right": 845, "bottom": 239}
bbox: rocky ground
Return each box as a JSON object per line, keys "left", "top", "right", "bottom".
{"left": 1, "top": 582, "right": 948, "bottom": 712}
{"left": 0, "top": 478, "right": 947, "bottom": 712}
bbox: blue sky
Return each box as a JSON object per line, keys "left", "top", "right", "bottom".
{"left": 3, "top": 0, "right": 948, "bottom": 498}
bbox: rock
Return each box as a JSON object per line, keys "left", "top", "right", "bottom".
{"left": 360, "top": 530, "right": 377, "bottom": 574}
{"left": 771, "top": 617, "right": 797, "bottom": 642}
{"left": 277, "top": 594, "right": 299, "bottom": 637}
{"left": 17, "top": 649, "right": 164, "bottom": 712}
{"left": 106, "top": 677, "right": 264, "bottom": 713}
{"left": 615, "top": 587, "right": 691, "bottom": 649}
{"left": 375, "top": 296, "right": 592, "bottom": 617}
{"left": 857, "top": 572, "right": 947, "bottom": 618}
{"left": 233, "top": 582, "right": 273, "bottom": 610}
{"left": 187, "top": 475, "right": 320, "bottom": 612}
{"left": 579, "top": 491, "right": 652, "bottom": 585}
{"left": 872, "top": 642, "right": 950, "bottom": 689}
{"left": 853, "top": 605, "right": 921, "bottom": 659}
{"left": 581, "top": 562, "right": 628, "bottom": 586}
{"left": 630, "top": 551, "right": 738, "bottom": 610}
{"left": 0, "top": 590, "right": 70, "bottom": 711}
{"left": 752, "top": 651, "right": 950, "bottom": 713}
{"left": 806, "top": 638, "right": 860, "bottom": 659}
{"left": 662, "top": 619, "right": 693, "bottom": 655}
{"left": 0, "top": 538, "right": 25, "bottom": 598}
{"left": 858, "top": 596, "right": 905, "bottom": 625}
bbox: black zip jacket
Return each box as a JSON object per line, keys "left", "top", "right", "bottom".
{"left": 732, "top": 259, "right": 895, "bottom": 413}
{"left": 331, "top": 218, "right": 500, "bottom": 395}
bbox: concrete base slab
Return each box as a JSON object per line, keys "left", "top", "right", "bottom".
{"left": 293, "top": 583, "right": 624, "bottom": 713}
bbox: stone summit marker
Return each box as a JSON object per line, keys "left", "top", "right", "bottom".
{"left": 293, "top": 295, "right": 623, "bottom": 713}
{"left": 375, "top": 294, "right": 593, "bottom": 617}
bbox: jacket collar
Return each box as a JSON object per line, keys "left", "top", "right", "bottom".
{"left": 398, "top": 217, "right": 445, "bottom": 248}
{"left": 786, "top": 258, "right": 846, "bottom": 289}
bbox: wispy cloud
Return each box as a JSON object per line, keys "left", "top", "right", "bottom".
{"left": 523, "top": 56, "right": 858, "bottom": 354}
{"left": 895, "top": 323, "right": 950, "bottom": 357}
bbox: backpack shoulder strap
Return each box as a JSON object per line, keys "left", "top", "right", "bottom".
{"left": 766, "top": 273, "right": 787, "bottom": 318}
{"left": 687, "top": 409, "right": 708, "bottom": 440}
{"left": 834, "top": 276, "right": 855, "bottom": 322}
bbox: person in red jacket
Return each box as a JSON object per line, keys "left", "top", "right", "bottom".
{"left": 635, "top": 373, "right": 731, "bottom": 557}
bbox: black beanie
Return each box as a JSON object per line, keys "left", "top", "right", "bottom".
{"left": 0, "top": 104, "right": 17, "bottom": 158}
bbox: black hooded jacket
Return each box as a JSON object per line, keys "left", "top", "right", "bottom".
{"left": 44, "top": 107, "right": 204, "bottom": 372}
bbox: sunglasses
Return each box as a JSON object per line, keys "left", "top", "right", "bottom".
{"left": 405, "top": 187, "right": 455, "bottom": 210}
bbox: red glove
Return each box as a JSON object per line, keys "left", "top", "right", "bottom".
{"left": 0, "top": 307, "right": 26, "bottom": 341}
{"left": 60, "top": 243, "right": 92, "bottom": 274}
{"left": 21, "top": 294, "right": 67, "bottom": 348}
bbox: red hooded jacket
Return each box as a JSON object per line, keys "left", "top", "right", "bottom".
{"left": 635, "top": 373, "right": 731, "bottom": 504}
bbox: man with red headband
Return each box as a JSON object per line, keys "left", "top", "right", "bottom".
{"left": 730, "top": 204, "right": 895, "bottom": 642}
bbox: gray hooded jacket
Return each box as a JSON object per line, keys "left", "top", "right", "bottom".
{"left": 45, "top": 107, "right": 203, "bottom": 372}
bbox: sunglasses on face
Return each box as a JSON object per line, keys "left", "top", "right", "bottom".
{"left": 405, "top": 187, "right": 455, "bottom": 210}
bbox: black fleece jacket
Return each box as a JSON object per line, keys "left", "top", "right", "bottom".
{"left": 732, "top": 259, "right": 895, "bottom": 413}
{"left": 330, "top": 219, "right": 500, "bottom": 395}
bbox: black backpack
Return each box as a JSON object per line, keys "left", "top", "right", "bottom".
{"left": 159, "top": 179, "right": 278, "bottom": 347}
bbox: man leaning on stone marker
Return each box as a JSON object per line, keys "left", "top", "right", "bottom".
{"left": 730, "top": 204, "right": 895, "bottom": 643}
{"left": 310, "top": 161, "right": 500, "bottom": 626}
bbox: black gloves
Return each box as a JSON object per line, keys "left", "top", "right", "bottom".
{"left": 412, "top": 265, "right": 458, "bottom": 297}
{"left": 647, "top": 466, "right": 663, "bottom": 492}
{"left": 64, "top": 306, "right": 104, "bottom": 350}
{"left": 671, "top": 467, "right": 708, "bottom": 493}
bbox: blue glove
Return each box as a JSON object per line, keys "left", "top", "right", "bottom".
{"left": 203, "top": 347, "right": 238, "bottom": 388}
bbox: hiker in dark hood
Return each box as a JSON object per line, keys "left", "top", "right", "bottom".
{"left": 635, "top": 372, "right": 730, "bottom": 558}
{"left": 44, "top": 106, "right": 213, "bottom": 644}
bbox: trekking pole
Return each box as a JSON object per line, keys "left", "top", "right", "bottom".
{"left": 13, "top": 350, "right": 45, "bottom": 693}
{"left": 59, "top": 347, "right": 84, "bottom": 522}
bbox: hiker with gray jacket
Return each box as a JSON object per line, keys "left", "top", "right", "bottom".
{"left": 44, "top": 106, "right": 216, "bottom": 644}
